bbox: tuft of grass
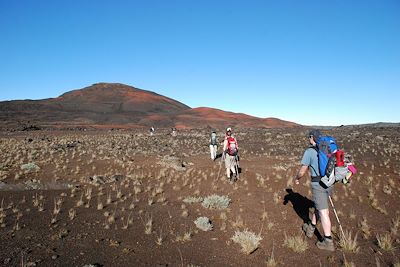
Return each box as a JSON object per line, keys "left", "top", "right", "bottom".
{"left": 183, "top": 196, "right": 203, "bottom": 204}
{"left": 391, "top": 216, "right": 400, "bottom": 236}
{"left": 194, "top": 217, "right": 213, "bottom": 231}
{"left": 76, "top": 193, "right": 84, "bottom": 207}
{"left": 231, "top": 229, "right": 262, "bottom": 255}
{"left": 342, "top": 259, "right": 356, "bottom": 267}
{"left": 202, "top": 194, "right": 230, "bottom": 210}
{"left": 376, "top": 233, "right": 394, "bottom": 251}
{"left": 144, "top": 214, "right": 153, "bottom": 235}
{"left": 359, "top": 217, "right": 370, "bottom": 239}
{"left": 339, "top": 230, "right": 359, "bottom": 253}
{"left": 266, "top": 246, "right": 279, "bottom": 267}
{"left": 97, "top": 196, "right": 104, "bottom": 210}
{"left": 176, "top": 229, "right": 192, "bottom": 243}
{"left": 156, "top": 228, "right": 163, "bottom": 246}
{"left": 231, "top": 215, "right": 245, "bottom": 229}
{"left": 283, "top": 233, "right": 308, "bottom": 253}
{"left": 68, "top": 208, "right": 76, "bottom": 220}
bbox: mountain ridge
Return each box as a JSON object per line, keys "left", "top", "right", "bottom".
{"left": 0, "top": 82, "right": 301, "bottom": 129}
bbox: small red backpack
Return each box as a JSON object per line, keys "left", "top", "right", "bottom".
{"left": 226, "top": 136, "right": 238, "bottom": 156}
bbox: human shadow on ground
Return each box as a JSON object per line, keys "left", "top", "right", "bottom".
{"left": 283, "top": 188, "right": 323, "bottom": 241}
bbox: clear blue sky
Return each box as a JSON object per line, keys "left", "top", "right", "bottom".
{"left": 1, "top": 0, "right": 399, "bottom": 126}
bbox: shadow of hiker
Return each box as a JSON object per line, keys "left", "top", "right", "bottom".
{"left": 283, "top": 188, "right": 323, "bottom": 241}
{"left": 283, "top": 188, "right": 313, "bottom": 223}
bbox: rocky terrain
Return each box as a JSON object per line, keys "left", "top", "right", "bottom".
{"left": 0, "top": 126, "right": 399, "bottom": 266}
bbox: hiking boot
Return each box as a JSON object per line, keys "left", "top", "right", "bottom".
{"left": 232, "top": 173, "right": 237, "bottom": 182}
{"left": 302, "top": 223, "right": 315, "bottom": 238}
{"left": 316, "top": 238, "right": 335, "bottom": 251}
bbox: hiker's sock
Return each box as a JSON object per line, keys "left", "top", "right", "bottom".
{"left": 324, "top": 235, "right": 332, "bottom": 240}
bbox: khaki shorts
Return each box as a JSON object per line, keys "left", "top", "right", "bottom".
{"left": 224, "top": 154, "right": 237, "bottom": 169}
{"left": 311, "top": 182, "right": 333, "bottom": 210}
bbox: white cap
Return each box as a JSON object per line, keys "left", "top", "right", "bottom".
{"left": 226, "top": 127, "right": 232, "bottom": 132}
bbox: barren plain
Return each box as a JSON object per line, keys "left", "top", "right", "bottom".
{"left": 0, "top": 126, "right": 399, "bottom": 266}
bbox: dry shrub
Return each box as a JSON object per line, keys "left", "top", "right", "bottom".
{"left": 231, "top": 229, "right": 262, "bottom": 254}
{"left": 376, "top": 233, "right": 394, "bottom": 251}
{"left": 283, "top": 233, "right": 308, "bottom": 253}
{"left": 359, "top": 217, "right": 370, "bottom": 239}
{"left": 194, "top": 216, "right": 213, "bottom": 231}
{"left": 339, "top": 230, "right": 359, "bottom": 253}
{"left": 183, "top": 196, "right": 203, "bottom": 204}
{"left": 202, "top": 194, "right": 230, "bottom": 210}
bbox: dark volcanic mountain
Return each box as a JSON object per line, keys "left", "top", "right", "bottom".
{"left": 0, "top": 83, "right": 300, "bottom": 129}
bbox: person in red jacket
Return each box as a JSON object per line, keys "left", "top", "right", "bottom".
{"left": 222, "top": 127, "right": 239, "bottom": 181}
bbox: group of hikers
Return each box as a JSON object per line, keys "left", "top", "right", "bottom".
{"left": 150, "top": 125, "right": 357, "bottom": 252}
{"left": 209, "top": 127, "right": 356, "bottom": 252}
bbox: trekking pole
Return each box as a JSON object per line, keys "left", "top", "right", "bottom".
{"left": 328, "top": 195, "right": 346, "bottom": 242}
{"left": 216, "top": 152, "right": 224, "bottom": 181}
{"left": 234, "top": 155, "right": 240, "bottom": 178}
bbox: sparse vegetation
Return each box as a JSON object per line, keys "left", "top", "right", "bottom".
{"left": 0, "top": 127, "right": 398, "bottom": 266}
{"left": 376, "top": 233, "right": 394, "bottom": 251}
{"left": 283, "top": 233, "right": 308, "bottom": 253}
{"left": 231, "top": 229, "right": 262, "bottom": 254}
{"left": 194, "top": 216, "right": 213, "bottom": 231}
{"left": 339, "top": 230, "right": 360, "bottom": 253}
{"left": 202, "top": 194, "right": 231, "bottom": 210}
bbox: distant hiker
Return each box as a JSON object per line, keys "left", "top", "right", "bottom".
{"left": 223, "top": 127, "right": 239, "bottom": 181}
{"left": 171, "top": 127, "right": 177, "bottom": 137}
{"left": 293, "top": 129, "right": 334, "bottom": 251}
{"left": 209, "top": 131, "right": 219, "bottom": 160}
{"left": 150, "top": 127, "right": 155, "bottom": 136}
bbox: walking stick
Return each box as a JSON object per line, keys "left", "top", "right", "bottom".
{"left": 234, "top": 155, "right": 240, "bottom": 179}
{"left": 216, "top": 152, "right": 224, "bottom": 181}
{"left": 329, "top": 195, "right": 346, "bottom": 241}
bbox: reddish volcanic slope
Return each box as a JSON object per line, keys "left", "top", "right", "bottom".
{"left": 0, "top": 83, "right": 301, "bottom": 129}
{"left": 172, "top": 107, "right": 300, "bottom": 128}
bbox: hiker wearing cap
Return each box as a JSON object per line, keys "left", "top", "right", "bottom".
{"left": 293, "top": 129, "right": 335, "bottom": 251}
{"left": 209, "top": 131, "right": 219, "bottom": 161}
{"left": 223, "top": 127, "right": 239, "bottom": 181}
{"left": 150, "top": 127, "right": 155, "bottom": 136}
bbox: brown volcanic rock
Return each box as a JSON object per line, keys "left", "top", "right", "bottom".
{"left": 0, "top": 83, "right": 190, "bottom": 128}
{"left": 0, "top": 83, "right": 301, "bottom": 129}
{"left": 55, "top": 83, "right": 190, "bottom": 114}
{"left": 172, "top": 107, "right": 300, "bottom": 128}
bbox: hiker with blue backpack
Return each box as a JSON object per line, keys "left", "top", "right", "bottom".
{"left": 293, "top": 129, "right": 358, "bottom": 251}
{"left": 293, "top": 129, "right": 335, "bottom": 251}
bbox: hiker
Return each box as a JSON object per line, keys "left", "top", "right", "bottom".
{"left": 171, "top": 127, "right": 177, "bottom": 137}
{"left": 222, "top": 127, "right": 239, "bottom": 181}
{"left": 293, "top": 129, "right": 335, "bottom": 251}
{"left": 209, "top": 131, "right": 219, "bottom": 160}
{"left": 149, "top": 127, "right": 155, "bottom": 136}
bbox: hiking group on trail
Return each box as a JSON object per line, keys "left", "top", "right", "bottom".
{"left": 152, "top": 125, "right": 358, "bottom": 252}
{"left": 207, "top": 127, "right": 356, "bottom": 251}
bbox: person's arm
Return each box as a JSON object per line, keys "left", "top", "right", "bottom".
{"left": 294, "top": 165, "right": 308, "bottom": 184}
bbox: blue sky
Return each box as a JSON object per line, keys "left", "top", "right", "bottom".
{"left": 1, "top": 0, "right": 399, "bottom": 126}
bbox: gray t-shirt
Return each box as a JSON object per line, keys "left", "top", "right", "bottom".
{"left": 301, "top": 147, "right": 320, "bottom": 177}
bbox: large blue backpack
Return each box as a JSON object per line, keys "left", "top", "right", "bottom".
{"left": 315, "top": 136, "right": 338, "bottom": 177}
